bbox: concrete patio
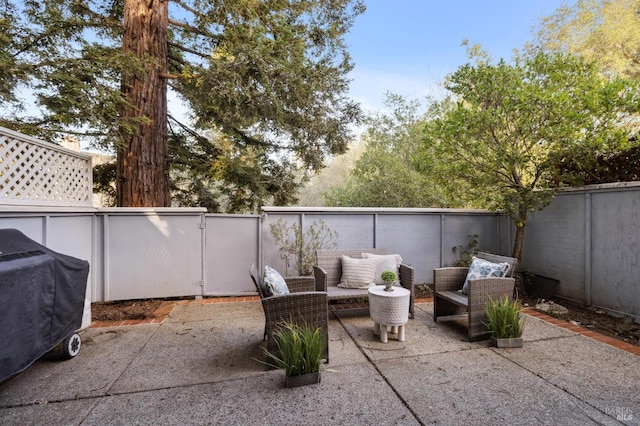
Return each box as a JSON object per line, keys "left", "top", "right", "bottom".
{"left": 0, "top": 300, "right": 638, "bottom": 425}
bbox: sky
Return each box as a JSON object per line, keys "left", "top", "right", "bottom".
{"left": 111, "top": 1, "right": 574, "bottom": 151}
{"left": 345, "top": 0, "right": 573, "bottom": 113}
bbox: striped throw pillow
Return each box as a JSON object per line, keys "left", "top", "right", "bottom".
{"left": 338, "top": 255, "right": 378, "bottom": 289}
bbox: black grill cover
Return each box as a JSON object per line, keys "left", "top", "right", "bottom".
{"left": 0, "top": 229, "right": 89, "bottom": 382}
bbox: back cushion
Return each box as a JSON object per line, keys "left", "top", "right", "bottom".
{"left": 362, "top": 252, "right": 403, "bottom": 285}
{"left": 316, "top": 248, "right": 387, "bottom": 287}
{"left": 337, "top": 256, "right": 378, "bottom": 289}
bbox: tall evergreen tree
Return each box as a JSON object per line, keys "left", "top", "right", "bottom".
{"left": 0, "top": 0, "right": 364, "bottom": 210}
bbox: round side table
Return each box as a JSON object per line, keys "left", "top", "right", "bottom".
{"left": 368, "top": 285, "right": 410, "bottom": 343}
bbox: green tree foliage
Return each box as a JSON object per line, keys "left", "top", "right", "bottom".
{"left": 92, "top": 162, "right": 117, "bottom": 207}
{"left": 0, "top": 0, "right": 364, "bottom": 211}
{"left": 423, "top": 51, "right": 639, "bottom": 260}
{"left": 295, "top": 139, "right": 366, "bottom": 206}
{"left": 534, "top": 0, "right": 640, "bottom": 80}
{"left": 533, "top": 0, "right": 640, "bottom": 186}
{"left": 325, "top": 93, "right": 448, "bottom": 207}
{"left": 555, "top": 144, "right": 640, "bottom": 185}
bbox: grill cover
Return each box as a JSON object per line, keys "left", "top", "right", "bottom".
{"left": 0, "top": 229, "right": 89, "bottom": 382}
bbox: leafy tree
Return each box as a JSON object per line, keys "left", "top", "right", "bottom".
{"left": 93, "top": 162, "right": 117, "bottom": 207}
{"left": 295, "top": 139, "right": 366, "bottom": 206}
{"left": 325, "top": 93, "right": 448, "bottom": 207}
{"left": 0, "top": 0, "right": 364, "bottom": 211}
{"left": 534, "top": 0, "right": 640, "bottom": 80}
{"left": 423, "top": 51, "right": 639, "bottom": 260}
{"left": 532, "top": 0, "right": 640, "bottom": 186}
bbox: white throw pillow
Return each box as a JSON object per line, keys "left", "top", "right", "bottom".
{"left": 461, "top": 256, "right": 510, "bottom": 295}
{"left": 362, "top": 252, "right": 403, "bottom": 285}
{"left": 263, "top": 266, "right": 290, "bottom": 296}
{"left": 338, "top": 255, "right": 378, "bottom": 289}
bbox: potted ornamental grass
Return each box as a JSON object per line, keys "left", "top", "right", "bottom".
{"left": 265, "top": 321, "right": 325, "bottom": 388}
{"left": 484, "top": 294, "right": 525, "bottom": 348}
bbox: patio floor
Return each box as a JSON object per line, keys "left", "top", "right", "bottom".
{"left": 0, "top": 300, "right": 638, "bottom": 425}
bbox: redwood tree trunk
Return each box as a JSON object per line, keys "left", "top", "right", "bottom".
{"left": 117, "top": 0, "right": 170, "bottom": 207}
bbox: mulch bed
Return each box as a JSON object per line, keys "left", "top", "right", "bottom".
{"left": 91, "top": 299, "right": 164, "bottom": 322}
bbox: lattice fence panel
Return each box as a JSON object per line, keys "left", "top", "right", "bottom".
{"left": 0, "top": 127, "right": 92, "bottom": 206}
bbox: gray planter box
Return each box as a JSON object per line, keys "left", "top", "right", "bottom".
{"left": 285, "top": 371, "right": 321, "bottom": 388}
{"left": 491, "top": 336, "right": 523, "bottom": 348}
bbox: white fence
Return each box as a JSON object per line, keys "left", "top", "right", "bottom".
{"left": 260, "top": 207, "right": 512, "bottom": 286}
{"left": 0, "top": 127, "right": 639, "bottom": 321}
{"left": 0, "top": 126, "right": 93, "bottom": 207}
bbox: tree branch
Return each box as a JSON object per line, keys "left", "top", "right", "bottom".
{"left": 168, "top": 41, "right": 210, "bottom": 59}
{"left": 232, "top": 127, "right": 280, "bottom": 149}
{"left": 168, "top": 53, "right": 187, "bottom": 66}
{"left": 168, "top": 18, "right": 222, "bottom": 41}
{"left": 171, "top": 0, "right": 202, "bottom": 18}
{"left": 168, "top": 114, "right": 201, "bottom": 141}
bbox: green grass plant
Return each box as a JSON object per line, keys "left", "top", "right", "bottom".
{"left": 484, "top": 294, "right": 524, "bottom": 339}
{"left": 265, "top": 321, "right": 325, "bottom": 377}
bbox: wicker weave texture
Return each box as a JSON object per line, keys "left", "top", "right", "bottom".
{"left": 249, "top": 265, "right": 329, "bottom": 362}
{"left": 368, "top": 286, "right": 410, "bottom": 326}
{"left": 263, "top": 290, "right": 329, "bottom": 361}
{"left": 315, "top": 248, "right": 387, "bottom": 288}
{"left": 314, "top": 249, "right": 415, "bottom": 319}
{"left": 433, "top": 252, "right": 518, "bottom": 341}
{"left": 467, "top": 277, "right": 515, "bottom": 339}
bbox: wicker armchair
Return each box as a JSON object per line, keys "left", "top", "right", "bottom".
{"left": 249, "top": 264, "right": 329, "bottom": 363}
{"left": 433, "top": 252, "right": 517, "bottom": 341}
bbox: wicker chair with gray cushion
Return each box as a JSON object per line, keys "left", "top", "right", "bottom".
{"left": 249, "top": 264, "right": 329, "bottom": 363}
{"left": 313, "top": 249, "right": 415, "bottom": 319}
{"left": 433, "top": 251, "right": 517, "bottom": 341}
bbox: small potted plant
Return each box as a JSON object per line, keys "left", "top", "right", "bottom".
{"left": 484, "top": 294, "right": 525, "bottom": 348}
{"left": 381, "top": 270, "right": 397, "bottom": 292}
{"left": 264, "top": 321, "right": 325, "bottom": 388}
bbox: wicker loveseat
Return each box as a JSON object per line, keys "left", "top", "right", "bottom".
{"left": 433, "top": 252, "right": 517, "bottom": 341}
{"left": 249, "top": 264, "right": 329, "bottom": 363}
{"left": 313, "top": 248, "right": 415, "bottom": 319}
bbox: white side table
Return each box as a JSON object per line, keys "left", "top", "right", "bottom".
{"left": 368, "top": 285, "right": 410, "bottom": 343}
